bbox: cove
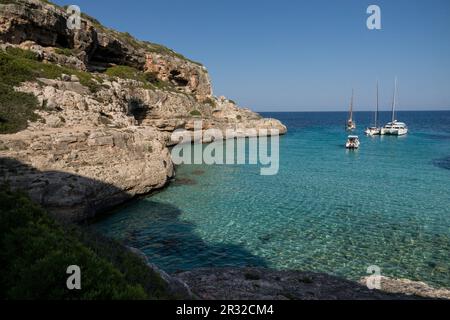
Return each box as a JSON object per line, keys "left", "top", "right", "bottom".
{"left": 93, "top": 111, "right": 450, "bottom": 289}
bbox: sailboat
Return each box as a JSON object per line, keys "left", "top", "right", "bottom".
{"left": 346, "top": 89, "right": 356, "bottom": 131}
{"left": 381, "top": 78, "right": 408, "bottom": 136}
{"left": 365, "top": 82, "right": 381, "bottom": 136}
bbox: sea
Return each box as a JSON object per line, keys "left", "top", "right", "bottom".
{"left": 93, "top": 111, "right": 450, "bottom": 288}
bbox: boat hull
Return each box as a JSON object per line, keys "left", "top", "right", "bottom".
{"left": 345, "top": 137, "right": 360, "bottom": 149}
{"left": 365, "top": 127, "right": 381, "bottom": 136}
{"left": 347, "top": 123, "right": 356, "bottom": 131}
{"left": 380, "top": 128, "right": 408, "bottom": 136}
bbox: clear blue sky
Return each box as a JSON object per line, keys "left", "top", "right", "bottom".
{"left": 54, "top": 0, "right": 450, "bottom": 111}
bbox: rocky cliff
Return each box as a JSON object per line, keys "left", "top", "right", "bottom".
{"left": 0, "top": 0, "right": 286, "bottom": 222}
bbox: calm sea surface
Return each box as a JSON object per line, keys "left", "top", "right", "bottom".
{"left": 93, "top": 111, "right": 450, "bottom": 287}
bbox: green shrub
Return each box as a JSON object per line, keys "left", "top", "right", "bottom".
{"left": 0, "top": 48, "right": 100, "bottom": 90}
{"left": 105, "top": 65, "right": 143, "bottom": 81}
{"left": 0, "top": 0, "right": 20, "bottom": 4}
{"left": 54, "top": 48, "right": 73, "bottom": 57}
{"left": 105, "top": 65, "right": 173, "bottom": 91}
{"left": 5, "top": 47, "right": 39, "bottom": 60}
{"left": 203, "top": 97, "right": 217, "bottom": 108}
{"left": 0, "top": 83, "right": 40, "bottom": 134}
{"left": 144, "top": 72, "right": 159, "bottom": 83}
{"left": 0, "top": 186, "right": 172, "bottom": 300}
{"left": 143, "top": 41, "right": 203, "bottom": 66}
{"left": 0, "top": 48, "right": 101, "bottom": 133}
{"left": 190, "top": 110, "right": 202, "bottom": 117}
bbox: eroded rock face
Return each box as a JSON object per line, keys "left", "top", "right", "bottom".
{"left": 0, "top": 127, "right": 173, "bottom": 222}
{"left": 0, "top": 71, "right": 285, "bottom": 222}
{"left": 0, "top": 0, "right": 212, "bottom": 95}
{"left": 0, "top": 0, "right": 70, "bottom": 47}
{"left": 144, "top": 52, "right": 212, "bottom": 101}
{"left": 13, "top": 75, "right": 286, "bottom": 136}
{"left": 0, "top": 0, "right": 286, "bottom": 222}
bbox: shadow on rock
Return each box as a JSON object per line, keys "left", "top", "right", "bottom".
{"left": 0, "top": 157, "right": 136, "bottom": 222}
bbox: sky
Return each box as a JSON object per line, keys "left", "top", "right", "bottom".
{"left": 54, "top": 0, "right": 450, "bottom": 111}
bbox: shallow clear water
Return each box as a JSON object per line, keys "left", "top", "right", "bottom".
{"left": 94, "top": 111, "right": 450, "bottom": 287}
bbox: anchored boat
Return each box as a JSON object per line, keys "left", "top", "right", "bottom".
{"left": 365, "top": 82, "right": 381, "bottom": 136}
{"left": 346, "top": 135, "right": 360, "bottom": 149}
{"left": 346, "top": 89, "right": 356, "bottom": 131}
{"left": 381, "top": 78, "right": 408, "bottom": 136}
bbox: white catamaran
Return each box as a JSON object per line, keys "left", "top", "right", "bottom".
{"left": 346, "top": 89, "right": 356, "bottom": 131}
{"left": 381, "top": 78, "right": 408, "bottom": 136}
{"left": 365, "top": 82, "right": 381, "bottom": 136}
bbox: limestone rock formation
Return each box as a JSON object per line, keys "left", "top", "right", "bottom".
{"left": 0, "top": 0, "right": 286, "bottom": 222}
{"left": 0, "top": 0, "right": 212, "bottom": 98}
{"left": 0, "top": 127, "right": 173, "bottom": 222}
{"left": 176, "top": 268, "right": 449, "bottom": 300}
{"left": 359, "top": 276, "right": 450, "bottom": 300}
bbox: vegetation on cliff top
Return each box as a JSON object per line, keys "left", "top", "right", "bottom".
{"left": 0, "top": 186, "right": 173, "bottom": 300}
{"left": 105, "top": 65, "right": 182, "bottom": 93}
{"left": 105, "top": 65, "right": 160, "bottom": 86}
{"left": 78, "top": 11, "right": 202, "bottom": 66}
{"left": 0, "top": 47, "right": 100, "bottom": 134}
{"left": 19, "top": 0, "right": 203, "bottom": 65}
{"left": 0, "top": 46, "right": 193, "bottom": 134}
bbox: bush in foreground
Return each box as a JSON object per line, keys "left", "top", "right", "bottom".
{"left": 0, "top": 186, "right": 172, "bottom": 300}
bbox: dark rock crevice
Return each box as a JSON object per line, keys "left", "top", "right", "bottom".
{"left": 169, "top": 70, "right": 189, "bottom": 87}
{"left": 127, "top": 98, "right": 152, "bottom": 124}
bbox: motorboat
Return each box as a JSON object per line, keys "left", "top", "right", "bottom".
{"left": 346, "top": 135, "right": 360, "bottom": 149}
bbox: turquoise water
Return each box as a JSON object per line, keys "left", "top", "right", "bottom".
{"left": 94, "top": 111, "right": 450, "bottom": 287}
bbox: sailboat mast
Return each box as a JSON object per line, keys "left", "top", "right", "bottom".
{"left": 350, "top": 89, "right": 354, "bottom": 121}
{"left": 375, "top": 82, "right": 379, "bottom": 127}
{"left": 391, "top": 78, "right": 397, "bottom": 123}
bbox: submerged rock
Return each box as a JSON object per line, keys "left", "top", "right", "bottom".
{"left": 433, "top": 156, "right": 450, "bottom": 170}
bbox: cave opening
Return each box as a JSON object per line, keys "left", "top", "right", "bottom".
{"left": 169, "top": 70, "right": 189, "bottom": 87}
{"left": 55, "top": 33, "right": 70, "bottom": 48}
{"left": 90, "top": 44, "right": 126, "bottom": 67}
{"left": 127, "top": 98, "right": 151, "bottom": 124}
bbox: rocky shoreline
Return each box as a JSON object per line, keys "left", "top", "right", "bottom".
{"left": 129, "top": 248, "right": 450, "bottom": 300}
{"left": 0, "top": 0, "right": 286, "bottom": 222}
{"left": 0, "top": 0, "right": 448, "bottom": 300}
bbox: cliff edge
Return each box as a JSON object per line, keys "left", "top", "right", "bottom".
{"left": 0, "top": 0, "right": 286, "bottom": 222}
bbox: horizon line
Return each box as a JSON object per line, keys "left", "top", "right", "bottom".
{"left": 254, "top": 109, "right": 450, "bottom": 113}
